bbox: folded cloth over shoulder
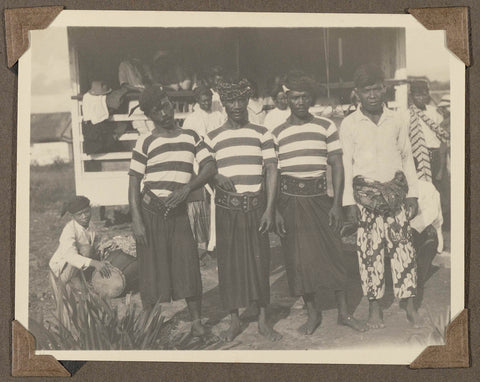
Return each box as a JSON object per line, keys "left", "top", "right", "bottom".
{"left": 410, "top": 180, "right": 444, "bottom": 252}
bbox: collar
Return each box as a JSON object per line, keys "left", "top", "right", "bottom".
{"left": 353, "top": 105, "right": 394, "bottom": 125}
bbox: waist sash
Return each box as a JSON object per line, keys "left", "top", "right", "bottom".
{"left": 215, "top": 187, "right": 264, "bottom": 213}
{"left": 280, "top": 174, "right": 327, "bottom": 197}
{"left": 141, "top": 188, "right": 187, "bottom": 219}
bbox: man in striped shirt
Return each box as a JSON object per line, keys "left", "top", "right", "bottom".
{"left": 204, "top": 79, "right": 282, "bottom": 342}
{"left": 129, "top": 85, "right": 216, "bottom": 337}
{"left": 273, "top": 71, "right": 364, "bottom": 335}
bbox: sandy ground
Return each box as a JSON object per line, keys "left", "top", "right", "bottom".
{"left": 29, "top": 205, "right": 451, "bottom": 351}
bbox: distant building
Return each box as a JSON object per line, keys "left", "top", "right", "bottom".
{"left": 30, "top": 113, "right": 72, "bottom": 165}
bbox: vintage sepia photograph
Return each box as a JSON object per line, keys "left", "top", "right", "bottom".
{"left": 15, "top": 11, "right": 465, "bottom": 364}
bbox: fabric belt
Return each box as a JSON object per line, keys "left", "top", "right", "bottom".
{"left": 141, "top": 188, "right": 187, "bottom": 219}
{"left": 280, "top": 174, "right": 327, "bottom": 197}
{"left": 215, "top": 187, "right": 264, "bottom": 213}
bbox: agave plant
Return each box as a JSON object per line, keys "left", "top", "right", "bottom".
{"left": 31, "top": 277, "right": 169, "bottom": 350}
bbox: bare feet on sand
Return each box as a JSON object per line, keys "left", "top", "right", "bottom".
{"left": 338, "top": 315, "right": 367, "bottom": 332}
{"left": 298, "top": 311, "right": 322, "bottom": 335}
{"left": 367, "top": 302, "right": 385, "bottom": 329}
{"left": 221, "top": 317, "right": 242, "bottom": 342}
{"left": 406, "top": 308, "right": 422, "bottom": 328}
{"left": 191, "top": 319, "right": 207, "bottom": 337}
{"left": 258, "top": 320, "right": 282, "bottom": 341}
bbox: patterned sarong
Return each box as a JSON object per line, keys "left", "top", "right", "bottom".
{"left": 354, "top": 173, "right": 417, "bottom": 300}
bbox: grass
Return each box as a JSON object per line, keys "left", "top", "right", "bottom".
{"left": 30, "top": 161, "right": 75, "bottom": 212}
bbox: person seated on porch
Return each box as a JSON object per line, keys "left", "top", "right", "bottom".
{"left": 118, "top": 54, "right": 153, "bottom": 92}
{"left": 151, "top": 49, "right": 192, "bottom": 91}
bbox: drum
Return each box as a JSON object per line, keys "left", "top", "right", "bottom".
{"left": 91, "top": 249, "right": 138, "bottom": 298}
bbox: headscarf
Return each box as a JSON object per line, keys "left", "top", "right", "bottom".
{"left": 217, "top": 79, "right": 254, "bottom": 103}
{"left": 61, "top": 196, "right": 90, "bottom": 216}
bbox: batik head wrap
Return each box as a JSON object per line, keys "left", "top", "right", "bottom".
{"left": 217, "top": 79, "right": 254, "bottom": 103}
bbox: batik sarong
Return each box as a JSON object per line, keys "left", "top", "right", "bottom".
{"left": 354, "top": 172, "right": 417, "bottom": 300}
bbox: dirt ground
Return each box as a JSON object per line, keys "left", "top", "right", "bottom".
{"left": 28, "top": 163, "right": 451, "bottom": 351}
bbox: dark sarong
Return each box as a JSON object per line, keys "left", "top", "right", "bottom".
{"left": 278, "top": 194, "right": 347, "bottom": 296}
{"left": 136, "top": 202, "right": 202, "bottom": 305}
{"left": 216, "top": 204, "right": 270, "bottom": 311}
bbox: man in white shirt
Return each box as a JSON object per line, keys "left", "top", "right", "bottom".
{"left": 264, "top": 85, "right": 290, "bottom": 131}
{"left": 408, "top": 81, "right": 450, "bottom": 229}
{"left": 182, "top": 86, "right": 225, "bottom": 137}
{"left": 340, "top": 64, "right": 421, "bottom": 329}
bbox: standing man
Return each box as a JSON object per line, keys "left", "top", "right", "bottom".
{"left": 273, "top": 71, "right": 364, "bottom": 335}
{"left": 340, "top": 64, "right": 421, "bottom": 329}
{"left": 129, "top": 85, "right": 216, "bottom": 336}
{"left": 204, "top": 79, "right": 282, "bottom": 342}
{"left": 408, "top": 81, "right": 450, "bottom": 228}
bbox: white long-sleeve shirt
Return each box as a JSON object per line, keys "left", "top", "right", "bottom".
{"left": 340, "top": 107, "right": 419, "bottom": 206}
{"left": 49, "top": 220, "right": 97, "bottom": 280}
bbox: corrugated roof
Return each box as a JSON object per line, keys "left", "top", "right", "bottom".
{"left": 30, "top": 113, "right": 72, "bottom": 143}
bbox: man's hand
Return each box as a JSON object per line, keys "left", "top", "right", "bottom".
{"left": 91, "top": 260, "right": 112, "bottom": 278}
{"left": 213, "top": 174, "right": 236, "bottom": 192}
{"left": 345, "top": 204, "right": 361, "bottom": 226}
{"left": 259, "top": 208, "right": 274, "bottom": 235}
{"left": 405, "top": 197, "right": 419, "bottom": 220}
{"left": 165, "top": 185, "right": 191, "bottom": 208}
{"left": 275, "top": 209, "right": 287, "bottom": 238}
{"left": 329, "top": 204, "right": 344, "bottom": 233}
{"left": 132, "top": 218, "right": 148, "bottom": 247}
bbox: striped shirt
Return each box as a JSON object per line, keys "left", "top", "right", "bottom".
{"left": 129, "top": 129, "right": 214, "bottom": 197}
{"left": 205, "top": 121, "right": 277, "bottom": 194}
{"left": 272, "top": 116, "right": 342, "bottom": 178}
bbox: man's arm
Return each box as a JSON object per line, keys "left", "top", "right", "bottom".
{"left": 259, "top": 162, "right": 278, "bottom": 234}
{"left": 327, "top": 153, "right": 344, "bottom": 232}
{"left": 164, "top": 160, "right": 217, "bottom": 208}
{"left": 129, "top": 175, "right": 147, "bottom": 246}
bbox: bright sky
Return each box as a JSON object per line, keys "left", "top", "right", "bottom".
{"left": 29, "top": 24, "right": 451, "bottom": 114}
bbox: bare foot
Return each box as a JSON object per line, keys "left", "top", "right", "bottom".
{"left": 298, "top": 311, "right": 322, "bottom": 335}
{"left": 258, "top": 320, "right": 282, "bottom": 341}
{"left": 367, "top": 301, "right": 385, "bottom": 329}
{"left": 406, "top": 308, "right": 422, "bottom": 328}
{"left": 221, "top": 319, "right": 242, "bottom": 342}
{"left": 240, "top": 304, "right": 260, "bottom": 322}
{"left": 338, "top": 315, "right": 367, "bottom": 332}
{"left": 191, "top": 319, "right": 206, "bottom": 337}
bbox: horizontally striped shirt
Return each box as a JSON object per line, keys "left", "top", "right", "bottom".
{"left": 205, "top": 121, "right": 277, "bottom": 194}
{"left": 129, "top": 129, "right": 214, "bottom": 197}
{"left": 272, "top": 115, "right": 342, "bottom": 178}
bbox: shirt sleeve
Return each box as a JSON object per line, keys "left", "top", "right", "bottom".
{"left": 260, "top": 130, "right": 278, "bottom": 166}
{"left": 57, "top": 224, "right": 93, "bottom": 271}
{"left": 203, "top": 134, "right": 216, "bottom": 158}
{"left": 193, "top": 132, "right": 215, "bottom": 168}
{"left": 325, "top": 119, "right": 343, "bottom": 156}
{"left": 128, "top": 135, "right": 148, "bottom": 178}
{"left": 398, "top": 115, "right": 419, "bottom": 198}
{"left": 339, "top": 118, "right": 356, "bottom": 206}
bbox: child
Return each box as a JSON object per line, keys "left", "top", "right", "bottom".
{"left": 49, "top": 195, "right": 111, "bottom": 290}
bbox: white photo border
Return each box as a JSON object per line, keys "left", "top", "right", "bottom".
{"left": 16, "top": 10, "right": 465, "bottom": 364}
